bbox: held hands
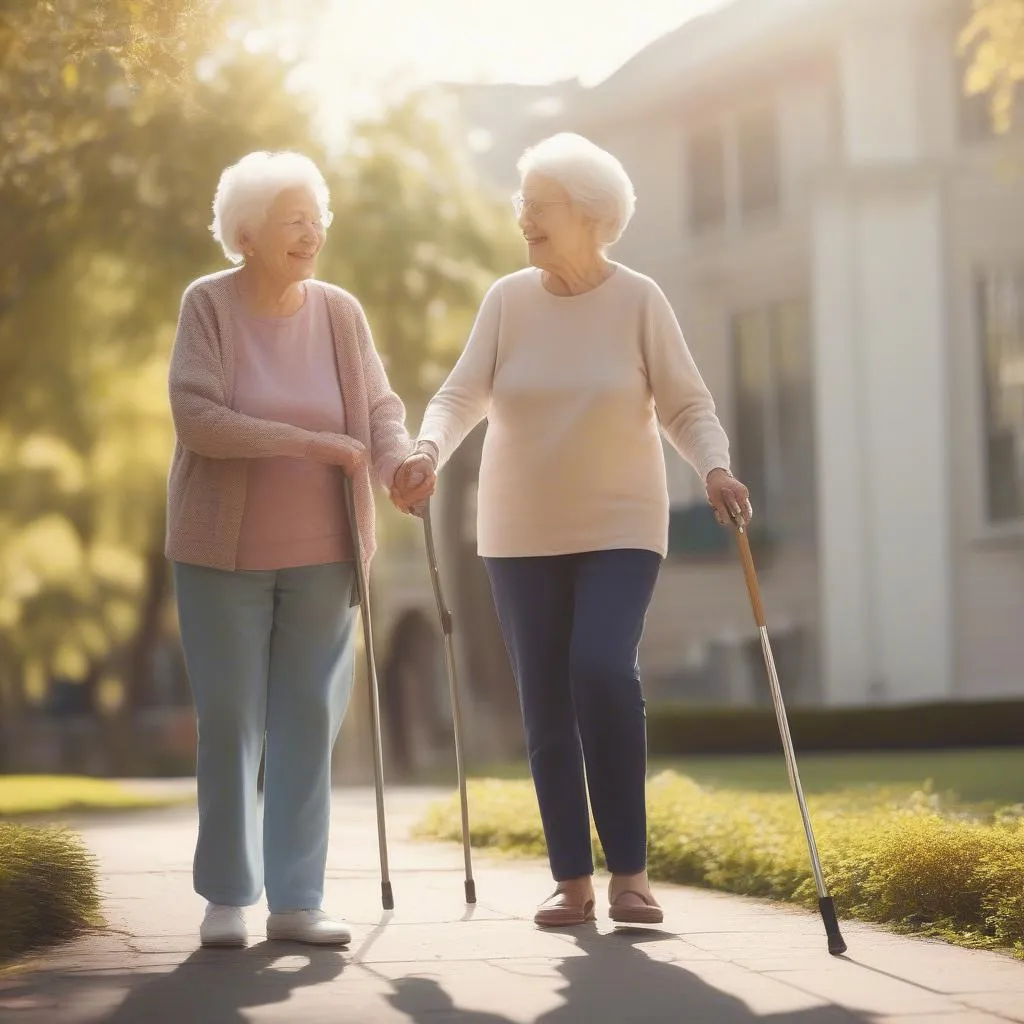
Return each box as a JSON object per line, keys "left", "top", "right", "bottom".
{"left": 706, "top": 467, "right": 753, "bottom": 528}
{"left": 390, "top": 448, "right": 437, "bottom": 515}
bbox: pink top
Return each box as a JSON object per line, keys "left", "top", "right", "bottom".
{"left": 231, "top": 284, "right": 353, "bottom": 569}
{"left": 165, "top": 270, "right": 415, "bottom": 581}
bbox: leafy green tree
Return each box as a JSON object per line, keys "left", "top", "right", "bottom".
{"left": 0, "top": 14, "right": 523, "bottom": 769}
{"left": 0, "top": 44, "right": 327, "bottom": 751}
{"left": 960, "top": 0, "right": 1024, "bottom": 133}
{"left": 323, "top": 89, "right": 520, "bottom": 415}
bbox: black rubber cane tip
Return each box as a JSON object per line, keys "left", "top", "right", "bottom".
{"left": 465, "top": 879, "right": 477, "bottom": 904}
{"left": 382, "top": 881, "right": 395, "bottom": 911}
{"left": 818, "top": 896, "right": 847, "bottom": 956}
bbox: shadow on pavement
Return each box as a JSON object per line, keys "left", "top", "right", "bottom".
{"left": 0, "top": 941, "right": 346, "bottom": 1023}
{"left": 384, "top": 926, "right": 872, "bottom": 1024}
{"left": 1, "top": 926, "right": 876, "bottom": 1023}
{"left": 105, "top": 943, "right": 346, "bottom": 1023}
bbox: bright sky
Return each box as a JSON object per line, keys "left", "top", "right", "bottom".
{"left": 267, "top": 0, "right": 731, "bottom": 137}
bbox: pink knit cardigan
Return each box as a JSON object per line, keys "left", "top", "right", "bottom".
{"left": 165, "top": 269, "right": 414, "bottom": 578}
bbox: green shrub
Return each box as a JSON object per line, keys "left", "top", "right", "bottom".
{"left": 0, "top": 823, "right": 101, "bottom": 961}
{"left": 414, "top": 772, "right": 1024, "bottom": 957}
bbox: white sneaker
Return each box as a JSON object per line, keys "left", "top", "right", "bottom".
{"left": 200, "top": 903, "right": 247, "bottom": 948}
{"left": 266, "top": 909, "right": 352, "bottom": 946}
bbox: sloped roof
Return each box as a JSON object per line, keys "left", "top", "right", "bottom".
{"left": 572, "top": 0, "right": 851, "bottom": 124}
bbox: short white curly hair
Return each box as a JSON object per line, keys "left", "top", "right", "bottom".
{"left": 209, "top": 150, "right": 332, "bottom": 264}
{"left": 516, "top": 133, "right": 636, "bottom": 247}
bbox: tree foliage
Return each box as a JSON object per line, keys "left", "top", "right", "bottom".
{"left": 0, "top": 9, "right": 520, "bottom": 738}
{"left": 960, "top": 0, "right": 1024, "bottom": 133}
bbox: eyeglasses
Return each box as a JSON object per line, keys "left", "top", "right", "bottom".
{"left": 279, "top": 212, "right": 333, "bottom": 232}
{"left": 510, "top": 193, "right": 568, "bottom": 219}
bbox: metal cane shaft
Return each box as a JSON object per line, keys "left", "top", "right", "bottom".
{"left": 758, "top": 625, "right": 827, "bottom": 898}
{"left": 423, "top": 501, "right": 475, "bottom": 899}
{"left": 735, "top": 528, "right": 827, "bottom": 900}
{"left": 443, "top": 632, "right": 473, "bottom": 883}
{"left": 344, "top": 477, "right": 393, "bottom": 907}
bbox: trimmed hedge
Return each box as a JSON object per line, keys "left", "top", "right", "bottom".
{"left": 415, "top": 773, "right": 1024, "bottom": 956}
{"left": 0, "top": 823, "right": 100, "bottom": 960}
{"left": 646, "top": 699, "right": 1024, "bottom": 756}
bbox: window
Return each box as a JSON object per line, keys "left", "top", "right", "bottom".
{"left": 737, "top": 104, "right": 780, "bottom": 216}
{"left": 732, "top": 300, "right": 817, "bottom": 543}
{"left": 685, "top": 100, "right": 781, "bottom": 235}
{"left": 687, "top": 124, "right": 727, "bottom": 231}
{"left": 978, "top": 269, "right": 1024, "bottom": 524}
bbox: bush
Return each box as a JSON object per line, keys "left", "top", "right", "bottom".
{"left": 0, "top": 823, "right": 101, "bottom": 961}
{"left": 645, "top": 699, "right": 1024, "bottom": 755}
{"left": 414, "top": 773, "right": 1024, "bottom": 957}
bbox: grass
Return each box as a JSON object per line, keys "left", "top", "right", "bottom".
{"left": 459, "top": 748, "right": 1024, "bottom": 808}
{"left": 0, "top": 775, "right": 189, "bottom": 818}
{"left": 415, "top": 771, "right": 1024, "bottom": 958}
{"left": 0, "top": 822, "right": 101, "bottom": 961}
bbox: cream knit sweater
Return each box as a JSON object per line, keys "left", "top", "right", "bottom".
{"left": 419, "top": 264, "right": 731, "bottom": 558}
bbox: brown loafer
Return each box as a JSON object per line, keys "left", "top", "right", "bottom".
{"left": 533, "top": 888, "right": 597, "bottom": 928}
{"left": 608, "top": 889, "right": 664, "bottom": 925}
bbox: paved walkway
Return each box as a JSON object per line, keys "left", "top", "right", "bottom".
{"left": 1, "top": 784, "right": 1023, "bottom": 1023}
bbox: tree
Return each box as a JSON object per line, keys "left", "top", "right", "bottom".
{"left": 0, "top": 15, "right": 526, "bottom": 770}
{"left": 321, "top": 89, "right": 521, "bottom": 415}
{"left": 0, "top": 0, "right": 222, "bottom": 288}
{"left": 0, "top": 40, "right": 329, "bottom": 764}
{"left": 960, "top": 0, "right": 1024, "bottom": 133}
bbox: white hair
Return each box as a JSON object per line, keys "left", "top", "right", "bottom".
{"left": 209, "top": 151, "right": 332, "bottom": 264}
{"left": 516, "top": 133, "right": 636, "bottom": 246}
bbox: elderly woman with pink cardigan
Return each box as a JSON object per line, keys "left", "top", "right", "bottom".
{"left": 166, "top": 151, "right": 434, "bottom": 949}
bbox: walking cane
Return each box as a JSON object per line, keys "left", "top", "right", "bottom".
{"left": 420, "top": 497, "right": 476, "bottom": 903}
{"left": 729, "top": 508, "right": 846, "bottom": 956}
{"left": 343, "top": 475, "right": 394, "bottom": 911}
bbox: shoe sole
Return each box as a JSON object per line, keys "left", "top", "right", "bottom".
{"left": 608, "top": 906, "right": 664, "bottom": 925}
{"left": 534, "top": 898, "right": 597, "bottom": 928}
{"left": 534, "top": 913, "right": 596, "bottom": 928}
{"left": 200, "top": 936, "right": 247, "bottom": 948}
{"left": 266, "top": 931, "right": 351, "bottom": 946}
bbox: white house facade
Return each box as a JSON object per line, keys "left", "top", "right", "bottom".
{"left": 563, "top": 0, "right": 1024, "bottom": 705}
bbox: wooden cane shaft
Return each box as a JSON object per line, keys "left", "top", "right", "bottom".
{"left": 734, "top": 528, "right": 766, "bottom": 627}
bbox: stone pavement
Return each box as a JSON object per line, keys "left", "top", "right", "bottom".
{"left": 1, "top": 783, "right": 1023, "bottom": 1023}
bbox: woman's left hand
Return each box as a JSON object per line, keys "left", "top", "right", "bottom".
{"left": 706, "top": 467, "right": 753, "bottom": 528}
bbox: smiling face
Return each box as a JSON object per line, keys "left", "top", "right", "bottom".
{"left": 241, "top": 185, "right": 328, "bottom": 284}
{"left": 515, "top": 171, "right": 597, "bottom": 270}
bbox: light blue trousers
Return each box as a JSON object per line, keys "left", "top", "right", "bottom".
{"left": 173, "top": 560, "right": 357, "bottom": 913}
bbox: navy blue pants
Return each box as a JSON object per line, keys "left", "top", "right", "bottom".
{"left": 484, "top": 549, "right": 662, "bottom": 881}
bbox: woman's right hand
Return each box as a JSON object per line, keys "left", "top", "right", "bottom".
{"left": 335, "top": 440, "right": 367, "bottom": 478}
{"left": 312, "top": 432, "right": 366, "bottom": 477}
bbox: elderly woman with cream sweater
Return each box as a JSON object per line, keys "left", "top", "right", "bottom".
{"left": 392, "top": 133, "right": 752, "bottom": 929}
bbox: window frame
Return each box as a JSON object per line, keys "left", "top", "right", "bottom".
{"left": 973, "top": 265, "right": 1024, "bottom": 536}
{"left": 730, "top": 296, "right": 818, "bottom": 547}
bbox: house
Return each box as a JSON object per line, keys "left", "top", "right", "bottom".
{"left": 562, "top": 0, "right": 1024, "bottom": 706}
{"left": 373, "top": 0, "right": 1024, "bottom": 731}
